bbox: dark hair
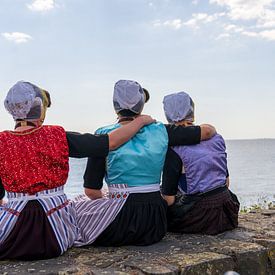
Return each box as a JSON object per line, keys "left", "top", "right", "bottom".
{"left": 143, "top": 88, "right": 150, "bottom": 103}
{"left": 118, "top": 109, "right": 137, "bottom": 117}
{"left": 44, "top": 90, "right": 51, "bottom": 107}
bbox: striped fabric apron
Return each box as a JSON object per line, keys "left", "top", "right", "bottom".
{"left": 0, "top": 186, "right": 78, "bottom": 254}
{"left": 74, "top": 183, "right": 160, "bottom": 247}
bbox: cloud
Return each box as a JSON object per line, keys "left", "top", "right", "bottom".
{"left": 27, "top": 0, "right": 55, "bottom": 12}
{"left": 192, "top": 0, "right": 199, "bottom": 5}
{"left": 241, "top": 29, "right": 275, "bottom": 40}
{"left": 216, "top": 33, "right": 231, "bottom": 40}
{"left": 164, "top": 19, "right": 183, "bottom": 29}
{"left": 152, "top": 1, "right": 275, "bottom": 42}
{"left": 152, "top": 20, "right": 162, "bottom": 27}
{"left": 217, "top": 28, "right": 275, "bottom": 41}
{"left": 153, "top": 19, "right": 182, "bottom": 29}
{"left": 260, "top": 29, "right": 275, "bottom": 40}
{"left": 210, "top": 0, "right": 275, "bottom": 41}
{"left": 153, "top": 13, "right": 224, "bottom": 30}
{"left": 224, "top": 24, "right": 244, "bottom": 33}
{"left": 215, "top": 24, "right": 245, "bottom": 40}
{"left": 183, "top": 13, "right": 225, "bottom": 29}
{"left": 1, "top": 32, "right": 32, "bottom": 43}
{"left": 241, "top": 31, "right": 259, "bottom": 38}
{"left": 210, "top": 0, "right": 275, "bottom": 27}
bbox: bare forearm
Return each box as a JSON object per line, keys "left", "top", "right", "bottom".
{"left": 85, "top": 188, "right": 103, "bottom": 200}
{"left": 108, "top": 115, "right": 155, "bottom": 150}
{"left": 226, "top": 177, "right": 230, "bottom": 188}
{"left": 200, "top": 124, "right": 216, "bottom": 141}
{"left": 162, "top": 195, "right": 175, "bottom": 206}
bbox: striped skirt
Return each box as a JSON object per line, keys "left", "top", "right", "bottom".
{"left": 0, "top": 186, "right": 78, "bottom": 260}
{"left": 74, "top": 184, "right": 164, "bottom": 247}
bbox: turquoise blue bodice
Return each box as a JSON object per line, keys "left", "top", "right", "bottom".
{"left": 96, "top": 122, "right": 168, "bottom": 187}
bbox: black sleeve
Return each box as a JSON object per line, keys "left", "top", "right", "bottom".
{"left": 66, "top": 132, "right": 109, "bottom": 158}
{"left": 161, "top": 148, "right": 183, "bottom": 196}
{"left": 0, "top": 178, "right": 5, "bottom": 200}
{"left": 165, "top": 125, "right": 201, "bottom": 146}
{"left": 83, "top": 157, "right": 106, "bottom": 190}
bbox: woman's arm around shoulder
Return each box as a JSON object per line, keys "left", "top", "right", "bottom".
{"left": 108, "top": 115, "right": 155, "bottom": 150}
{"left": 66, "top": 115, "right": 155, "bottom": 158}
{"left": 165, "top": 124, "right": 216, "bottom": 146}
{"left": 200, "top": 124, "right": 216, "bottom": 141}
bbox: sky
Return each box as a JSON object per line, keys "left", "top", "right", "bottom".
{"left": 0, "top": 0, "right": 275, "bottom": 139}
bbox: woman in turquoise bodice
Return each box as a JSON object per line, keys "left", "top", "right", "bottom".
{"left": 74, "top": 80, "right": 215, "bottom": 246}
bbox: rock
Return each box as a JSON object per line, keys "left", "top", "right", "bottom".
{"left": 122, "top": 256, "right": 179, "bottom": 275}
{"left": 165, "top": 252, "right": 234, "bottom": 275}
{"left": 255, "top": 239, "right": 275, "bottom": 269}
{"left": 0, "top": 210, "right": 274, "bottom": 275}
{"left": 261, "top": 210, "right": 275, "bottom": 216}
{"left": 207, "top": 239, "right": 269, "bottom": 274}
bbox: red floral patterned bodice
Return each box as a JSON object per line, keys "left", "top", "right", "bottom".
{"left": 0, "top": 125, "right": 69, "bottom": 194}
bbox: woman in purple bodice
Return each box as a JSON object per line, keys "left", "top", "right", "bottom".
{"left": 161, "top": 91, "right": 240, "bottom": 235}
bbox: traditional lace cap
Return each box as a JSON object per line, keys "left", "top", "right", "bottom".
{"left": 163, "top": 91, "right": 194, "bottom": 123}
{"left": 113, "top": 80, "right": 146, "bottom": 114}
{"left": 4, "top": 81, "right": 49, "bottom": 121}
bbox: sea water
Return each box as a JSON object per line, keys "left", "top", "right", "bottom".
{"left": 65, "top": 139, "right": 275, "bottom": 208}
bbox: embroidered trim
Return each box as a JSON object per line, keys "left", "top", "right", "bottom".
{"left": 4, "top": 207, "right": 21, "bottom": 217}
{"left": 109, "top": 191, "right": 129, "bottom": 200}
{"left": 46, "top": 200, "right": 69, "bottom": 216}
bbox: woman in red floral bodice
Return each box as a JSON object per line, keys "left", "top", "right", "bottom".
{"left": 0, "top": 81, "right": 154, "bottom": 260}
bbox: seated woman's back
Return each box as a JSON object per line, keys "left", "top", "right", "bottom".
{"left": 173, "top": 133, "right": 227, "bottom": 194}
{"left": 162, "top": 91, "right": 239, "bottom": 235}
{"left": 0, "top": 125, "right": 69, "bottom": 194}
{"left": 96, "top": 122, "right": 168, "bottom": 186}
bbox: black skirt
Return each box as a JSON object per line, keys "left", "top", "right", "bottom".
{"left": 0, "top": 200, "right": 61, "bottom": 261}
{"left": 167, "top": 187, "right": 240, "bottom": 235}
{"left": 93, "top": 191, "right": 168, "bottom": 246}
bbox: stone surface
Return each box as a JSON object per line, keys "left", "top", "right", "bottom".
{"left": 0, "top": 211, "right": 275, "bottom": 275}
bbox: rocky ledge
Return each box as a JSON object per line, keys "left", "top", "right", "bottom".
{"left": 1, "top": 210, "right": 275, "bottom": 275}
